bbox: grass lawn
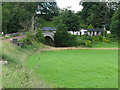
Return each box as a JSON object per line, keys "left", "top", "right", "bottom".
{"left": 26, "top": 49, "right": 118, "bottom": 88}
{"left": 92, "top": 42, "right": 118, "bottom": 48}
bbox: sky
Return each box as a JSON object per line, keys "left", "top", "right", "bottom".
{"left": 56, "top": 0, "right": 83, "bottom": 12}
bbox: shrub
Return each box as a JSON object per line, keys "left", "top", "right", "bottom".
{"left": 54, "top": 30, "right": 76, "bottom": 47}
{"left": 87, "top": 24, "right": 94, "bottom": 29}
{"left": 75, "top": 36, "right": 86, "bottom": 46}
{"left": 98, "top": 36, "right": 103, "bottom": 42}
{"left": 91, "top": 36, "right": 99, "bottom": 43}
{"left": 85, "top": 40, "right": 92, "bottom": 47}
{"left": 103, "top": 38, "right": 111, "bottom": 43}
{"left": 34, "top": 29, "right": 45, "bottom": 44}
{"left": 80, "top": 24, "right": 88, "bottom": 29}
{"left": 77, "top": 40, "right": 86, "bottom": 46}
{"left": 19, "top": 32, "right": 34, "bottom": 45}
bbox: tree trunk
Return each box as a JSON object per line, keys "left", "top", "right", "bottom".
{"left": 31, "top": 15, "right": 35, "bottom": 33}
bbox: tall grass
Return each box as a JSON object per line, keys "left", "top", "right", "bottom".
{"left": 1, "top": 41, "right": 48, "bottom": 65}
{"left": 1, "top": 41, "right": 49, "bottom": 88}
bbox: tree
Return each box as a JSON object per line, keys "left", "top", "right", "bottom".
{"left": 53, "top": 9, "right": 80, "bottom": 32}
{"left": 2, "top": 2, "right": 36, "bottom": 34}
{"left": 79, "top": 2, "right": 119, "bottom": 29}
{"left": 87, "top": 24, "right": 94, "bottom": 29}
{"left": 54, "top": 23, "right": 76, "bottom": 47}
{"left": 2, "top": 2, "right": 59, "bottom": 34}
{"left": 110, "top": 7, "right": 120, "bottom": 36}
{"left": 35, "top": 29, "right": 45, "bottom": 43}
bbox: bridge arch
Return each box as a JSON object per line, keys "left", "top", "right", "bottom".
{"left": 43, "top": 32, "right": 55, "bottom": 46}
{"left": 44, "top": 36, "right": 54, "bottom": 46}
{"left": 44, "top": 34, "right": 54, "bottom": 41}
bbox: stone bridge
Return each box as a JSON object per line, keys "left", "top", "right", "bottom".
{"left": 43, "top": 32, "right": 55, "bottom": 46}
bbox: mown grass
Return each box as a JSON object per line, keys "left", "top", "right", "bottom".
{"left": 1, "top": 40, "right": 119, "bottom": 88}
{"left": 1, "top": 41, "right": 49, "bottom": 88}
{"left": 27, "top": 49, "right": 118, "bottom": 88}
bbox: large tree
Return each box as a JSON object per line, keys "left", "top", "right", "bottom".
{"left": 2, "top": 2, "right": 59, "bottom": 34}
{"left": 2, "top": 2, "right": 37, "bottom": 34}
{"left": 79, "top": 1, "right": 119, "bottom": 29}
{"left": 110, "top": 6, "right": 120, "bottom": 36}
{"left": 53, "top": 9, "right": 80, "bottom": 32}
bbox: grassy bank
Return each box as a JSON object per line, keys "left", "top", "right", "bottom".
{"left": 27, "top": 49, "right": 118, "bottom": 88}
{"left": 1, "top": 41, "right": 49, "bottom": 88}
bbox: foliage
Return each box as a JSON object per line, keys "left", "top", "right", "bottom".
{"left": 77, "top": 40, "right": 86, "bottom": 46}
{"left": 103, "top": 37, "right": 111, "bottom": 43}
{"left": 91, "top": 36, "right": 100, "bottom": 43}
{"left": 79, "top": 2, "right": 119, "bottom": 29}
{"left": 97, "top": 36, "right": 103, "bottom": 42}
{"left": 1, "top": 41, "right": 49, "bottom": 88}
{"left": 110, "top": 7, "right": 120, "bottom": 36}
{"left": 54, "top": 24, "right": 76, "bottom": 47}
{"left": 20, "top": 32, "right": 34, "bottom": 45}
{"left": 53, "top": 9, "right": 80, "bottom": 32}
{"left": 2, "top": 2, "right": 35, "bottom": 34}
{"left": 79, "top": 24, "right": 88, "bottom": 29}
{"left": 87, "top": 24, "right": 94, "bottom": 29}
{"left": 75, "top": 35, "right": 105, "bottom": 46}
{"left": 54, "top": 30, "right": 76, "bottom": 47}
{"left": 38, "top": 18, "right": 55, "bottom": 28}
{"left": 35, "top": 29, "right": 45, "bottom": 44}
{"left": 85, "top": 40, "right": 92, "bottom": 47}
{"left": 105, "top": 34, "right": 118, "bottom": 42}
{"left": 2, "top": 2, "right": 59, "bottom": 34}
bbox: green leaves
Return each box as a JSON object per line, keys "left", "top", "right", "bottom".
{"left": 80, "top": 2, "right": 118, "bottom": 28}
{"left": 2, "top": 2, "right": 36, "bottom": 34}
{"left": 87, "top": 24, "right": 94, "bottom": 29}
{"left": 110, "top": 7, "right": 120, "bottom": 36}
{"left": 53, "top": 10, "right": 80, "bottom": 32}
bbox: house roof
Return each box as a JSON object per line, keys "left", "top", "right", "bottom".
{"left": 85, "top": 28, "right": 104, "bottom": 31}
{"left": 41, "top": 27, "right": 103, "bottom": 31}
{"left": 41, "top": 27, "right": 56, "bottom": 31}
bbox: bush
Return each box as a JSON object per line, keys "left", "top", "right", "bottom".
{"left": 80, "top": 24, "right": 88, "bottom": 29}
{"left": 98, "top": 36, "right": 103, "bottom": 42}
{"left": 87, "top": 24, "right": 94, "bottom": 29}
{"left": 75, "top": 36, "right": 86, "bottom": 46}
{"left": 85, "top": 40, "right": 92, "bottom": 47}
{"left": 77, "top": 40, "right": 86, "bottom": 46}
{"left": 54, "top": 30, "right": 76, "bottom": 47}
{"left": 103, "top": 38, "right": 111, "bottom": 43}
{"left": 54, "top": 23, "right": 78, "bottom": 47}
{"left": 91, "top": 36, "right": 99, "bottom": 43}
{"left": 19, "top": 32, "right": 34, "bottom": 45}
{"left": 35, "top": 29, "right": 45, "bottom": 44}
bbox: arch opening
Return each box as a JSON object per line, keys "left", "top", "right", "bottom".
{"left": 44, "top": 36, "right": 54, "bottom": 46}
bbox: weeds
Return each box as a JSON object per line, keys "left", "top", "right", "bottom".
{"left": 1, "top": 41, "right": 49, "bottom": 88}
{"left": 2, "top": 56, "right": 49, "bottom": 88}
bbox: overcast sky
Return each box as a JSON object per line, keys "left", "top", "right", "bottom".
{"left": 56, "top": 0, "right": 83, "bottom": 12}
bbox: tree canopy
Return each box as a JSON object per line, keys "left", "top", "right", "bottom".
{"left": 2, "top": 2, "right": 59, "bottom": 34}
{"left": 79, "top": 2, "right": 119, "bottom": 29}
{"left": 53, "top": 9, "right": 80, "bottom": 32}
{"left": 110, "top": 7, "right": 120, "bottom": 36}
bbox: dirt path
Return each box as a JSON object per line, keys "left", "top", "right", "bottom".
{"left": 1, "top": 36, "right": 119, "bottom": 50}
{"left": 44, "top": 47, "right": 119, "bottom": 51}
